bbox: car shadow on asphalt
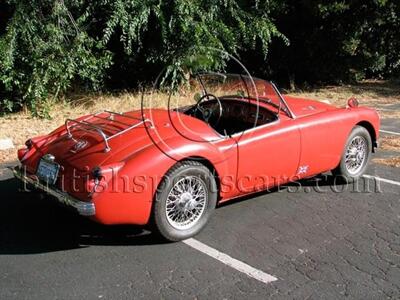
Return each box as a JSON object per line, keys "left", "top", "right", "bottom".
{"left": 0, "top": 174, "right": 348, "bottom": 254}
{"left": 218, "top": 173, "right": 348, "bottom": 208}
{"left": 0, "top": 177, "right": 169, "bottom": 255}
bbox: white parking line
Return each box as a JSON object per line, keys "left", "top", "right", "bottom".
{"left": 184, "top": 174, "right": 400, "bottom": 285}
{"left": 183, "top": 238, "right": 278, "bottom": 284}
{"left": 363, "top": 175, "right": 400, "bottom": 187}
{"left": 380, "top": 129, "right": 400, "bottom": 136}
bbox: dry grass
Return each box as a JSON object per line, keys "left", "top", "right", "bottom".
{"left": 380, "top": 136, "right": 400, "bottom": 152}
{"left": 0, "top": 149, "right": 15, "bottom": 164}
{"left": 0, "top": 90, "right": 194, "bottom": 163}
{"left": 373, "top": 157, "right": 400, "bottom": 168}
{"left": 1, "top": 80, "right": 399, "bottom": 165}
{"left": 288, "top": 79, "right": 400, "bottom": 108}
{"left": 378, "top": 110, "right": 400, "bottom": 119}
{"left": 375, "top": 136, "right": 400, "bottom": 168}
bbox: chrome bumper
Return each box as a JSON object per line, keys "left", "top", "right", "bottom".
{"left": 12, "top": 166, "right": 95, "bottom": 216}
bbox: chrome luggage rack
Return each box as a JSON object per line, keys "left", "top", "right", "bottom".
{"left": 65, "top": 110, "right": 153, "bottom": 152}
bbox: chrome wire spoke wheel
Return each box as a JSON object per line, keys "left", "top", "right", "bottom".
{"left": 344, "top": 136, "right": 368, "bottom": 175}
{"left": 165, "top": 176, "right": 208, "bottom": 230}
{"left": 153, "top": 161, "right": 217, "bottom": 241}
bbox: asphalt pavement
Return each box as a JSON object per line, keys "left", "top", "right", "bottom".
{"left": 1, "top": 121, "right": 400, "bottom": 299}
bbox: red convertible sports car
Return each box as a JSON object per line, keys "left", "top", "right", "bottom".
{"left": 13, "top": 73, "right": 380, "bottom": 241}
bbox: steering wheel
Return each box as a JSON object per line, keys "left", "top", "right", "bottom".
{"left": 194, "top": 94, "right": 223, "bottom": 127}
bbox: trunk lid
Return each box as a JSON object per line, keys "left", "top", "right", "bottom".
{"left": 42, "top": 111, "right": 154, "bottom": 171}
{"left": 38, "top": 109, "right": 218, "bottom": 172}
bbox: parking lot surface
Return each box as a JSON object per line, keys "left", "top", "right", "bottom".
{"left": 1, "top": 157, "right": 399, "bottom": 299}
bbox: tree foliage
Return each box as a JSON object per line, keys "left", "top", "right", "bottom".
{"left": 0, "top": 0, "right": 399, "bottom": 115}
{"left": 0, "top": 0, "right": 112, "bottom": 116}
{"left": 266, "top": 0, "right": 400, "bottom": 85}
{"left": 0, "top": 0, "right": 284, "bottom": 115}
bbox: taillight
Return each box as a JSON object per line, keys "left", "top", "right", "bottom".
{"left": 17, "top": 148, "right": 29, "bottom": 161}
{"left": 91, "top": 163, "right": 124, "bottom": 181}
{"left": 92, "top": 166, "right": 103, "bottom": 180}
{"left": 19, "top": 136, "right": 47, "bottom": 161}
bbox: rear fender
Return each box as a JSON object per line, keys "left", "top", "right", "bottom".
{"left": 92, "top": 137, "right": 235, "bottom": 225}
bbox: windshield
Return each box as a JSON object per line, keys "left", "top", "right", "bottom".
{"left": 195, "top": 72, "right": 292, "bottom": 117}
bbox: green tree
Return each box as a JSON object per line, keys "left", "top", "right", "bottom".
{"left": 0, "top": 0, "right": 285, "bottom": 115}
{"left": 1, "top": 0, "right": 399, "bottom": 115}
{"left": 0, "top": 0, "right": 112, "bottom": 116}
{"left": 266, "top": 0, "right": 400, "bottom": 86}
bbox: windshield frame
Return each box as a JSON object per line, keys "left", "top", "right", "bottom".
{"left": 194, "top": 72, "right": 296, "bottom": 119}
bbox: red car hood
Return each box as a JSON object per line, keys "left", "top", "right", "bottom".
{"left": 25, "top": 109, "right": 218, "bottom": 173}
{"left": 283, "top": 95, "right": 337, "bottom": 118}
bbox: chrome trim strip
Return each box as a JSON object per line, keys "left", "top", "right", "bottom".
{"left": 12, "top": 166, "right": 95, "bottom": 216}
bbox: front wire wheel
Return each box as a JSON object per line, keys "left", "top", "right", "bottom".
{"left": 344, "top": 136, "right": 368, "bottom": 175}
{"left": 333, "top": 125, "right": 372, "bottom": 181}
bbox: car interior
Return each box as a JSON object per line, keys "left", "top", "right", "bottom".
{"left": 184, "top": 97, "right": 278, "bottom": 136}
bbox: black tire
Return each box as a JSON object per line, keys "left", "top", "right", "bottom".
{"left": 332, "top": 125, "right": 372, "bottom": 181}
{"left": 152, "top": 160, "right": 217, "bottom": 241}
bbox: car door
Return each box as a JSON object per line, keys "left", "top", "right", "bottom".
{"left": 234, "top": 118, "right": 301, "bottom": 194}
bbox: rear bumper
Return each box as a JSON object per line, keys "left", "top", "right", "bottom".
{"left": 11, "top": 166, "right": 95, "bottom": 216}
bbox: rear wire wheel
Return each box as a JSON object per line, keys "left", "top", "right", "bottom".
{"left": 152, "top": 161, "right": 217, "bottom": 241}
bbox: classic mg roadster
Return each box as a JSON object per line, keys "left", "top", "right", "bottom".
{"left": 13, "top": 73, "right": 380, "bottom": 241}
